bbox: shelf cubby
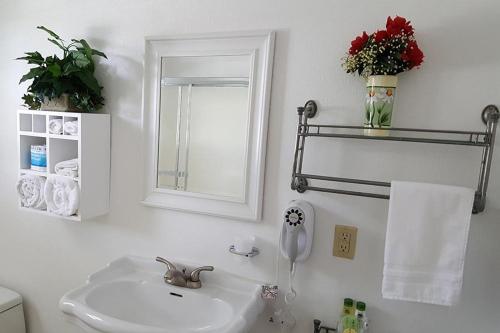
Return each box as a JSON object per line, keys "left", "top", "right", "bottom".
{"left": 19, "top": 135, "right": 46, "bottom": 170}
{"left": 33, "top": 114, "right": 46, "bottom": 133}
{"left": 63, "top": 116, "right": 79, "bottom": 136}
{"left": 48, "top": 138, "right": 78, "bottom": 174}
{"left": 17, "top": 110, "right": 110, "bottom": 221}
{"left": 19, "top": 113, "right": 33, "bottom": 132}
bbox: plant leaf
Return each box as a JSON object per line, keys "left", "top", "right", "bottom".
{"left": 91, "top": 49, "right": 107, "bottom": 59}
{"left": 71, "top": 51, "right": 91, "bottom": 68}
{"left": 44, "top": 55, "right": 57, "bottom": 65}
{"left": 48, "top": 38, "right": 66, "bottom": 52}
{"left": 78, "top": 39, "right": 93, "bottom": 59}
{"left": 22, "top": 94, "right": 41, "bottom": 110}
{"left": 62, "top": 62, "right": 81, "bottom": 76}
{"left": 74, "top": 70, "right": 101, "bottom": 94}
{"left": 47, "top": 63, "right": 62, "bottom": 77}
{"left": 19, "top": 67, "right": 45, "bottom": 84}
{"left": 16, "top": 51, "right": 44, "bottom": 65}
{"left": 72, "top": 38, "right": 107, "bottom": 59}
{"left": 37, "top": 26, "right": 62, "bottom": 41}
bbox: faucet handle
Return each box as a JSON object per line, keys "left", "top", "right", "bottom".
{"left": 190, "top": 266, "right": 214, "bottom": 282}
{"left": 156, "top": 257, "right": 177, "bottom": 272}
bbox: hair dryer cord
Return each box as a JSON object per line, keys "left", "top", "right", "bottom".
{"left": 285, "top": 262, "right": 296, "bottom": 304}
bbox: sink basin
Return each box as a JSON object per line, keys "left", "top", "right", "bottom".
{"left": 60, "top": 256, "right": 265, "bottom": 333}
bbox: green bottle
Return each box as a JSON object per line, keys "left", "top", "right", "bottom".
{"left": 340, "top": 298, "right": 358, "bottom": 333}
{"left": 342, "top": 298, "right": 355, "bottom": 316}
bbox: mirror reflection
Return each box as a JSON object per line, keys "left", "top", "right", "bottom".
{"left": 157, "top": 55, "right": 251, "bottom": 200}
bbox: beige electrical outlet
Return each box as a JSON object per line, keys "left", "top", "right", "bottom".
{"left": 333, "top": 225, "right": 358, "bottom": 259}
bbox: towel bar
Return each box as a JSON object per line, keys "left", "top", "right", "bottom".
{"left": 291, "top": 101, "right": 499, "bottom": 214}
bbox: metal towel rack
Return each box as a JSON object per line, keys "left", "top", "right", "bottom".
{"left": 291, "top": 100, "right": 499, "bottom": 213}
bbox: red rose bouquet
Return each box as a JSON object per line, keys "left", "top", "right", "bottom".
{"left": 342, "top": 16, "right": 424, "bottom": 77}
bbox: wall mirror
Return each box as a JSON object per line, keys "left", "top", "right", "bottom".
{"left": 142, "top": 32, "right": 275, "bottom": 221}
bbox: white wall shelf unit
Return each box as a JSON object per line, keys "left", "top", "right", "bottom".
{"left": 17, "top": 109, "right": 111, "bottom": 221}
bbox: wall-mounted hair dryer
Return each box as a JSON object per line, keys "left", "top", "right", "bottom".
{"left": 275, "top": 200, "right": 315, "bottom": 329}
{"left": 280, "top": 200, "right": 315, "bottom": 268}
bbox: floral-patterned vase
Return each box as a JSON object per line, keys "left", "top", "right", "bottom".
{"left": 364, "top": 75, "right": 398, "bottom": 136}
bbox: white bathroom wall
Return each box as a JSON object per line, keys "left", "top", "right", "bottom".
{"left": 0, "top": 1, "right": 499, "bottom": 333}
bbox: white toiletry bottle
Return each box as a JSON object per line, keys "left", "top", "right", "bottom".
{"left": 355, "top": 301, "right": 368, "bottom": 333}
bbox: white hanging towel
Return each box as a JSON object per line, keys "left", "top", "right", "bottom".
{"left": 54, "top": 158, "right": 79, "bottom": 178}
{"left": 16, "top": 175, "right": 47, "bottom": 210}
{"left": 382, "top": 181, "right": 474, "bottom": 306}
{"left": 44, "top": 175, "right": 80, "bottom": 216}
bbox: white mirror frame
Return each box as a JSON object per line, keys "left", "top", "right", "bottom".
{"left": 142, "top": 31, "right": 275, "bottom": 221}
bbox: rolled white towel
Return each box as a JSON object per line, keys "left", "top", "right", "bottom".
{"left": 17, "top": 175, "right": 47, "bottom": 210}
{"left": 48, "top": 118, "right": 63, "bottom": 134}
{"left": 54, "top": 158, "right": 79, "bottom": 178}
{"left": 44, "top": 175, "right": 80, "bottom": 216}
{"left": 64, "top": 121, "right": 79, "bottom": 136}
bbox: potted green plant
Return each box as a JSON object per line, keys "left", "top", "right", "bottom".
{"left": 17, "top": 26, "right": 107, "bottom": 112}
{"left": 342, "top": 16, "right": 424, "bottom": 136}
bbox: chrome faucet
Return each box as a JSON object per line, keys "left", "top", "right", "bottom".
{"left": 156, "top": 257, "right": 214, "bottom": 289}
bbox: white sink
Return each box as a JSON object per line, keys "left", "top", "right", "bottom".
{"left": 60, "top": 256, "right": 265, "bottom": 333}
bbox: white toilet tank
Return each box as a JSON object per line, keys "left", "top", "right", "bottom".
{"left": 0, "top": 287, "right": 26, "bottom": 333}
